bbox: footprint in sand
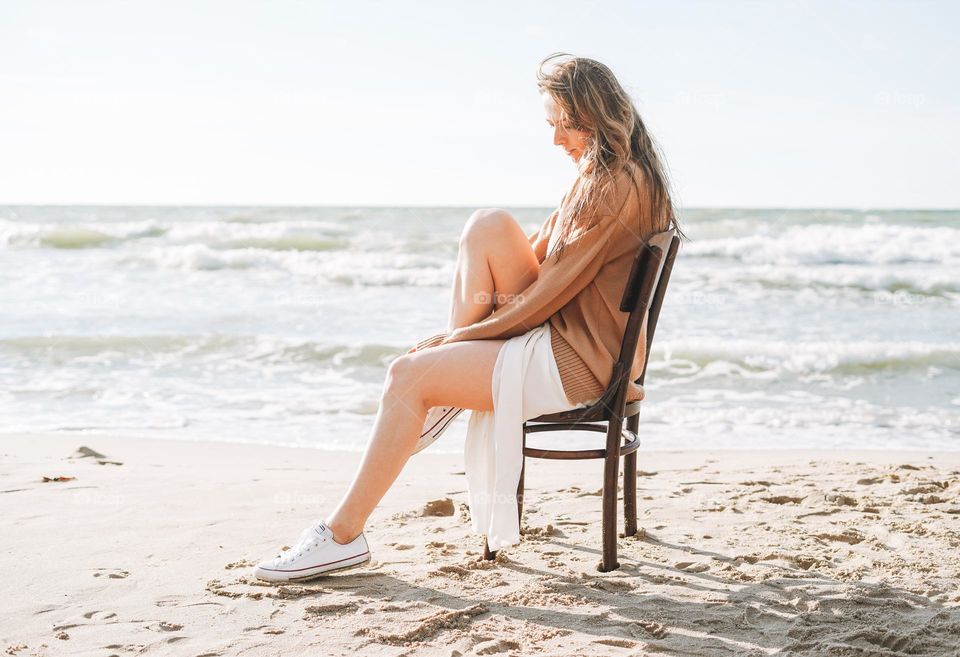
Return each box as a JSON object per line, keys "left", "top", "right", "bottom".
{"left": 303, "top": 601, "right": 360, "bottom": 618}
{"left": 421, "top": 497, "right": 455, "bottom": 516}
{"left": 674, "top": 561, "right": 710, "bottom": 573}
{"left": 145, "top": 621, "right": 183, "bottom": 632}
{"left": 762, "top": 495, "right": 805, "bottom": 505}
{"left": 589, "top": 578, "right": 636, "bottom": 592}
{"left": 242, "top": 624, "right": 286, "bottom": 634}
{"left": 594, "top": 638, "right": 636, "bottom": 648}
{"left": 369, "top": 603, "right": 488, "bottom": 645}
{"left": 825, "top": 492, "right": 858, "bottom": 506}
{"left": 426, "top": 540, "right": 459, "bottom": 551}
{"left": 638, "top": 619, "right": 669, "bottom": 639}
{"left": 473, "top": 638, "right": 520, "bottom": 654}
{"left": 102, "top": 643, "right": 146, "bottom": 652}
{"left": 92, "top": 568, "right": 130, "bottom": 579}
{"left": 814, "top": 529, "right": 865, "bottom": 545}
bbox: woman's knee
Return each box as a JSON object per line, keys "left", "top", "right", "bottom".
{"left": 385, "top": 354, "right": 423, "bottom": 396}
{"left": 460, "top": 208, "right": 519, "bottom": 246}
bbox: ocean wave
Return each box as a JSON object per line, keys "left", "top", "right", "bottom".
{"left": 682, "top": 223, "right": 960, "bottom": 265}
{"left": 650, "top": 338, "right": 960, "bottom": 379}
{"left": 1, "top": 220, "right": 170, "bottom": 249}
{"left": 0, "top": 217, "right": 358, "bottom": 251}
{"left": 219, "top": 236, "right": 348, "bottom": 251}
{"left": 125, "top": 244, "right": 454, "bottom": 285}
{"left": 161, "top": 220, "right": 356, "bottom": 250}
{"left": 0, "top": 215, "right": 460, "bottom": 255}
{"left": 632, "top": 397, "right": 959, "bottom": 449}
{"left": 0, "top": 334, "right": 409, "bottom": 368}
{"left": 38, "top": 228, "right": 116, "bottom": 249}
{"left": 4, "top": 333, "right": 957, "bottom": 378}
{"left": 676, "top": 264, "right": 960, "bottom": 298}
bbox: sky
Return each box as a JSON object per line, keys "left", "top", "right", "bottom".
{"left": 1, "top": 0, "right": 957, "bottom": 208}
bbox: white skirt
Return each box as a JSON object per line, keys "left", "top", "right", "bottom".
{"left": 464, "top": 321, "right": 588, "bottom": 551}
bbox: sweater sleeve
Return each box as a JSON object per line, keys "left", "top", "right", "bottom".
{"left": 529, "top": 208, "right": 560, "bottom": 265}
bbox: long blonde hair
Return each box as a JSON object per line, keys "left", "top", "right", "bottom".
{"left": 536, "top": 52, "right": 685, "bottom": 261}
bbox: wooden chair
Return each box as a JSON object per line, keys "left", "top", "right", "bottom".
{"left": 482, "top": 228, "right": 680, "bottom": 572}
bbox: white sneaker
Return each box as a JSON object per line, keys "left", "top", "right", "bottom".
{"left": 412, "top": 405, "right": 464, "bottom": 455}
{"left": 254, "top": 519, "right": 371, "bottom": 582}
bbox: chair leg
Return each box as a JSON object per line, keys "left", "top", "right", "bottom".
{"left": 600, "top": 419, "right": 622, "bottom": 572}
{"left": 483, "top": 537, "right": 496, "bottom": 560}
{"left": 623, "top": 412, "right": 640, "bottom": 537}
{"left": 517, "top": 454, "right": 526, "bottom": 530}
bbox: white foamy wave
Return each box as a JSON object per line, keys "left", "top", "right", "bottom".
{"left": 160, "top": 220, "right": 353, "bottom": 251}
{"left": 144, "top": 244, "right": 267, "bottom": 270}
{"left": 684, "top": 223, "right": 960, "bottom": 265}
{"left": 635, "top": 395, "right": 959, "bottom": 450}
{"left": 130, "top": 244, "right": 454, "bottom": 286}
{"left": 0, "top": 333, "right": 409, "bottom": 369}
{"left": 677, "top": 263, "right": 960, "bottom": 297}
{"left": 650, "top": 338, "right": 960, "bottom": 379}
{"left": 0, "top": 218, "right": 168, "bottom": 249}
{"left": 0, "top": 216, "right": 459, "bottom": 255}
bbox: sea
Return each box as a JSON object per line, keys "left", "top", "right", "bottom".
{"left": 1, "top": 205, "right": 957, "bottom": 453}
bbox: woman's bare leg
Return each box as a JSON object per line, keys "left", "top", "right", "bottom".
{"left": 448, "top": 209, "right": 540, "bottom": 330}
{"left": 323, "top": 209, "right": 538, "bottom": 544}
{"left": 323, "top": 340, "right": 503, "bottom": 543}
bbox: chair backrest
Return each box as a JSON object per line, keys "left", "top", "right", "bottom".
{"left": 593, "top": 229, "right": 679, "bottom": 418}
{"left": 623, "top": 229, "right": 679, "bottom": 386}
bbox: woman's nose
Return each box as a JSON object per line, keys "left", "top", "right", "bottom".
{"left": 553, "top": 128, "right": 564, "bottom": 145}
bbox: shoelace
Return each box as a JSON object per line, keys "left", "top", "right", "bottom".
{"left": 277, "top": 520, "right": 329, "bottom": 562}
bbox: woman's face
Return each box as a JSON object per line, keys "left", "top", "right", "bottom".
{"left": 542, "top": 93, "right": 590, "bottom": 162}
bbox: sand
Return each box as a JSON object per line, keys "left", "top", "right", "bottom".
{"left": 2, "top": 432, "right": 960, "bottom": 656}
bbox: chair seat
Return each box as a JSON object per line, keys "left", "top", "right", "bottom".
{"left": 527, "top": 396, "right": 644, "bottom": 424}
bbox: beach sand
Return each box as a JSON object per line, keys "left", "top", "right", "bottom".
{"left": 2, "top": 432, "right": 960, "bottom": 656}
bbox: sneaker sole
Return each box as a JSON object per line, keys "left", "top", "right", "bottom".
{"left": 256, "top": 551, "right": 372, "bottom": 583}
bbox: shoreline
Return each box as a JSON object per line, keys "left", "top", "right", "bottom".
{"left": 8, "top": 427, "right": 959, "bottom": 455}
{"left": 3, "top": 432, "right": 959, "bottom": 656}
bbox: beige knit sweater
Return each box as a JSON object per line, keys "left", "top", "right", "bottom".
{"left": 411, "top": 161, "right": 666, "bottom": 406}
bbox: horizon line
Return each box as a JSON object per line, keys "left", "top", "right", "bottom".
{"left": 1, "top": 202, "right": 958, "bottom": 212}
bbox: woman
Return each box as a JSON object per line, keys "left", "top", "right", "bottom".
{"left": 254, "top": 53, "right": 683, "bottom": 582}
